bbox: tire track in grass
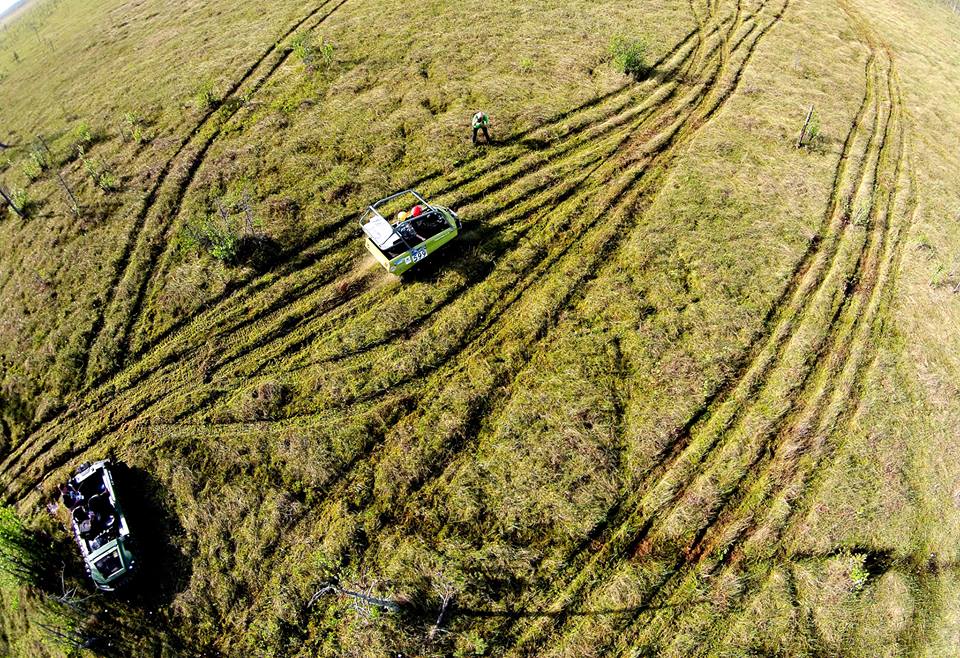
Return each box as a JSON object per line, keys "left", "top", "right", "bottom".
{"left": 611, "top": 54, "right": 903, "bottom": 658}
{"left": 485, "top": 2, "right": 897, "bottom": 654}
{"left": 552, "top": 36, "right": 903, "bottom": 657}
{"left": 488, "top": 43, "right": 876, "bottom": 653}
{"left": 0, "top": 16, "right": 720, "bottom": 492}
{"left": 76, "top": 0, "right": 344, "bottom": 388}
{"left": 7, "top": 15, "right": 708, "bottom": 464}
{"left": 675, "top": 46, "right": 913, "bottom": 658}
{"left": 650, "top": 69, "right": 910, "bottom": 658}
{"left": 110, "top": 0, "right": 351, "bottom": 371}
{"left": 0, "top": 258, "right": 376, "bottom": 494}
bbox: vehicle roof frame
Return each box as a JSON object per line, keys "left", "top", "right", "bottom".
{"left": 359, "top": 189, "right": 440, "bottom": 253}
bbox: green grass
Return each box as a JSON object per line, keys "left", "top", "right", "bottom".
{"left": 0, "top": 0, "right": 959, "bottom": 655}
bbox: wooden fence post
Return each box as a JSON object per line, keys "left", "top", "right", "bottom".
{"left": 38, "top": 135, "right": 80, "bottom": 217}
{"left": 796, "top": 104, "right": 815, "bottom": 149}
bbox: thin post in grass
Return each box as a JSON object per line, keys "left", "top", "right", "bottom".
{"left": 37, "top": 134, "right": 80, "bottom": 217}
{"left": 796, "top": 104, "right": 815, "bottom": 149}
{"left": 56, "top": 170, "right": 80, "bottom": 217}
{"left": 0, "top": 182, "right": 24, "bottom": 218}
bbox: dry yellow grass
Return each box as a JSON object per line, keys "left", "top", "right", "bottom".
{"left": 0, "top": 0, "right": 958, "bottom": 655}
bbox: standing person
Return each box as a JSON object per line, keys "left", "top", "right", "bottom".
{"left": 472, "top": 111, "right": 491, "bottom": 145}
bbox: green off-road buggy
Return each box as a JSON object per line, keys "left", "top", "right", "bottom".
{"left": 64, "top": 460, "right": 136, "bottom": 591}
{"left": 360, "top": 189, "right": 461, "bottom": 275}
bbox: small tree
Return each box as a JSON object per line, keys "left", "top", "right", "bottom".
{"left": 609, "top": 34, "right": 648, "bottom": 79}
{"left": 194, "top": 80, "right": 219, "bottom": 110}
{"left": 77, "top": 146, "right": 118, "bottom": 192}
{"left": 1, "top": 184, "right": 28, "bottom": 218}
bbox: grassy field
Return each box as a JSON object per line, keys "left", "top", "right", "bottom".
{"left": 0, "top": 0, "right": 959, "bottom": 655}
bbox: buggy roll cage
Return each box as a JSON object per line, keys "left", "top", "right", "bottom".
{"left": 359, "top": 189, "right": 442, "bottom": 253}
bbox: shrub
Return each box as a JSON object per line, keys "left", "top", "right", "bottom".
{"left": 609, "top": 34, "right": 648, "bottom": 78}
{"left": 23, "top": 147, "right": 48, "bottom": 181}
{"left": 23, "top": 159, "right": 43, "bottom": 181}
{"left": 182, "top": 217, "right": 239, "bottom": 263}
{"left": 120, "top": 112, "right": 149, "bottom": 144}
{"left": 180, "top": 207, "right": 241, "bottom": 264}
{"left": 195, "top": 80, "right": 219, "bottom": 109}
{"left": 77, "top": 145, "right": 119, "bottom": 192}
{"left": 6, "top": 187, "right": 30, "bottom": 216}
{"left": 73, "top": 122, "right": 93, "bottom": 147}
{"left": 849, "top": 552, "right": 869, "bottom": 592}
{"left": 291, "top": 34, "right": 334, "bottom": 72}
{"left": 806, "top": 114, "right": 821, "bottom": 145}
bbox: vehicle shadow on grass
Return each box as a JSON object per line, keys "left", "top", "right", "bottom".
{"left": 58, "top": 464, "right": 196, "bottom": 656}
{"left": 396, "top": 218, "right": 515, "bottom": 285}
{"left": 398, "top": 240, "right": 489, "bottom": 284}
{"left": 110, "top": 463, "right": 192, "bottom": 608}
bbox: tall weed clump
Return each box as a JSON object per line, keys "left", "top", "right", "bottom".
{"left": 181, "top": 210, "right": 240, "bottom": 263}
{"left": 609, "top": 34, "right": 648, "bottom": 79}
{"left": 291, "top": 33, "right": 334, "bottom": 73}
{"left": 180, "top": 197, "right": 265, "bottom": 265}
{"left": 77, "top": 146, "right": 118, "bottom": 192}
{"left": 73, "top": 122, "right": 93, "bottom": 148}
{"left": 195, "top": 80, "right": 219, "bottom": 110}
{"left": 120, "top": 112, "right": 149, "bottom": 144}
{"left": 23, "top": 147, "right": 48, "bottom": 181}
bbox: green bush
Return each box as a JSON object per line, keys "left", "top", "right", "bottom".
{"left": 77, "top": 145, "right": 119, "bottom": 192}
{"left": 806, "top": 114, "right": 821, "bottom": 145}
{"left": 849, "top": 552, "right": 869, "bottom": 592}
{"left": 609, "top": 34, "right": 648, "bottom": 78}
{"left": 195, "top": 80, "right": 219, "bottom": 109}
{"left": 6, "top": 187, "right": 30, "bottom": 216}
{"left": 181, "top": 210, "right": 241, "bottom": 263}
{"left": 73, "top": 121, "right": 93, "bottom": 147}
{"left": 23, "top": 147, "right": 48, "bottom": 181}
{"left": 23, "top": 158, "right": 43, "bottom": 181}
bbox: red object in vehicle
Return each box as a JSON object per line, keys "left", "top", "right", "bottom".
{"left": 412, "top": 204, "right": 423, "bottom": 217}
